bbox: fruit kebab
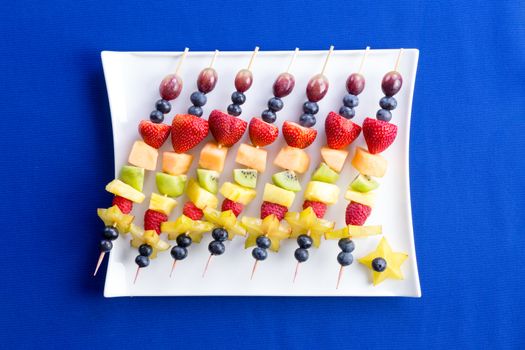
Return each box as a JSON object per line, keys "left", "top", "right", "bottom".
{"left": 93, "top": 48, "right": 190, "bottom": 276}
{"left": 327, "top": 49, "right": 405, "bottom": 288}
{"left": 160, "top": 51, "right": 222, "bottom": 277}
{"left": 286, "top": 47, "right": 371, "bottom": 283}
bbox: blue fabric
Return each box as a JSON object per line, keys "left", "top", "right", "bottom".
{"left": 1, "top": 0, "right": 523, "bottom": 348}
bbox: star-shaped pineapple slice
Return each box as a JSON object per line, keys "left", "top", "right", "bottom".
{"left": 284, "top": 207, "right": 334, "bottom": 247}
{"left": 242, "top": 215, "right": 291, "bottom": 252}
{"left": 161, "top": 215, "right": 214, "bottom": 243}
{"left": 203, "top": 208, "right": 246, "bottom": 239}
{"left": 97, "top": 205, "right": 134, "bottom": 233}
{"left": 358, "top": 237, "right": 408, "bottom": 286}
{"left": 130, "top": 225, "right": 170, "bottom": 259}
{"left": 325, "top": 225, "right": 382, "bottom": 240}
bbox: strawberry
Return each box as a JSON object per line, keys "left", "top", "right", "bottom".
{"left": 325, "top": 112, "right": 361, "bottom": 149}
{"left": 221, "top": 198, "right": 244, "bottom": 217}
{"left": 260, "top": 201, "right": 288, "bottom": 221}
{"left": 208, "top": 109, "right": 247, "bottom": 147}
{"left": 138, "top": 120, "right": 171, "bottom": 149}
{"left": 182, "top": 201, "right": 203, "bottom": 220}
{"left": 303, "top": 200, "right": 327, "bottom": 218}
{"left": 112, "top": 195, "right": 133, "bottom": 214}
{"left": 144, "top": 209, "right": 168, "bottom": 234}
{"left": 362, "top": 117, "right": 398, "bottom": 154}
{"left": 282, "top": 121, "right": 317, "bottom": 149}
{"left": 171, "top": 114, "right": 209, "bottom": 153}
{"left": 249, "top": 117, "right": 279, "bottom": 147}
{"left": 345, "top": 201, "right": 372, "bottom": 226}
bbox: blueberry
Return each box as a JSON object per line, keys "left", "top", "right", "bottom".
{"left": 135, "top": 255, "right": 150, "bottom": 268}
{"left": 299, "top": 114, "right": 316, "bottom": 127}
{"left": 155, "top": 99, "right": 172, "bottom": 114}
{"left": 212, "top": 228, "right": 228, "bottom": 242}
{"left": 268, "top": 97, "right": 283, "bottom": 112}
{"left": 256, "top": 236, "right": 271, "bottom": 249}
{"left": 176, "top": 234, "right": 192, "bottom": 248}
{"left": 138, "top": 244, "right": 153, "bottom": 257}
{"left": 99, "top": 239, "right": 113, "bottom": 252}
{"left": 379, "top": 96, "right": 397, "bottom": 110}
{"left": 103, "top": 226, "right": 119, "bottom": 241}
{"left": 170, "top": 246, "right": 188, "bottom": 260}
{"left": 188, "top": 105, "right": 203, "bottom": 117}
{"left": 339, "top": 106, "right": 355, "bottom": 119}
{"left": 303, "top": 101, "right": 319, "bottom": 115}
{"left": 150, "top": 110, "right": 164, "bottom": 123}
{"left": 294, "top": 248, "right": 309, "bottom": 262}
{"left": 338, "top": 238, "right": 355, "bottom": 253}
{"left": 190, "top": 91, "right": 207, "bottom": 107}
{"left": 372, "top": 257, "right": 387, "bottom": 272}
{"left": 227, "top": 104, "right": 242, "bottom": 116}
{"left": 208, "top": 241, "right": 225, "bottom": 255}
{"left": 252, "top": 247, "right": 268, "bottom": 261}
{"left": 337, "top": 252, "right": 353, "bottom": 266}
{"left": 343, "top": 94, "right": 359, "bottom": 108}
{"left": 231, "top": 91, "right": 246, "bottom": 105}
{"left": 297, "top": 234, "right": 313, "bottom": 249}
{"left": 261, "top": 110, "right": 277, "bottom": 123}
{"left": 376, "top": 109, "right": 392, "bottom": 122}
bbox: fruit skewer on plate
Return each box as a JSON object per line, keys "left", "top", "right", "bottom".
{"left": 327, "top": 49, "right": 407, "bottom": 288}
{"left": 285, "top": 47, "right": 372, "bottom": 283}
{"left": 94, "top": 48, "right": 190, "bottom": 277}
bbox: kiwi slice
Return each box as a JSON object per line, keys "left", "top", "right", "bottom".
{"left": 272, "top": 170, "right": 301, "bottom": 192}
{"left": 233, "top": 169, "right": 258, "bottom": 188}
{"left": 311, "top": 162, "right": 339, "bottom": 184}
{"left": 350, "top": 174, "right": 379, "bottom": 193}
{"left": 197, "top": 169, "right": 220, "bottom": 194}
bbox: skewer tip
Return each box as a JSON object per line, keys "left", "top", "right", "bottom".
{"left": 133, "top": 266, "right": 141, "bottom": 284}
{"left": 336, "top": 265, "right": 344, "bottom": 289}
{"left": 250, "top": 260, "right": 259, "bottom": 280}
{"left": 93, "top": 252, "right": 105, "bottom": 276}
{"left": 293, "top": 262, "right": 300, "bottom": 283}
{"left": 170, "top": 260, "right": 177, "bottom": 278}
{"left": 202, "top": 254, "right": 213, "bottom": 278}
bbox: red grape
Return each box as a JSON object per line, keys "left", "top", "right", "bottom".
{"left": 234, "top": 69, "right": 253, "bottom": 93}
{"left": 273, "top": 72, "right": 295, "bottom": 98}
{"left": 306, "top": 74, "right": 329, "bottom": 102}
{"left": 197, "top": 68, "right": 218, "bottom": 94}
{"left": 381, "top": 71, "right": 403, "bottom": 96}
{"left": 159, "top": 74, "right": 183, "bottom": 101}
{"left": 346, "top": 73, "right": 365, "bottom": 95}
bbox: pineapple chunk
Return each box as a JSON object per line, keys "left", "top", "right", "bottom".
{"left": 262, "top": 183, "right": 295, "bottom": 208}
{"left": 273, "top": 146, "right": 310, "bottom": 174}
{"left": 128, "top": 140, "right": 158, "bottom": 171}
{"left": 235, "top": 143, "right": 267, "bottom": 172}
{"left": 344, "top": 190, "right": 376, "bottom": 207}
{"left": 105, "top": 179, "right": 145, "bottom": 203}
{"left": 148, "top": 193, "right": 177, "bottom": 216}
{"left": 162, "top": 152, "right": 193, "bottom": 175}
{"left": 97, "top": 205, "right": 134, "bottom": 233}
{"left": 186, "top": 178, "right": 218, "bottom": 209}
{"left": 351, "top": 147, "right": 387, "bottom": 178}
{"left": 199, "top": 142, "right": 228, "bottom": 172}
{"left": 320, "top": 147, "right": 348, "bottom": 173}
{"left": 219, "top": 182, "right": 257, "bottom": 205}
{"left": 304, "top": 181, "right": 340, "bottom": 205}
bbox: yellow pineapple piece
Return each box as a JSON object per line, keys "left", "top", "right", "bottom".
{"left": 304, "top": 181, "right": 340, "bottom": 205}
{"left": 344, "top": 190, "right": 376, "bottom": 207}
{"left": 105, "top": 179, "right": 145, "bottom": 203}
{"left": 351, "top": 147, "right": 387, "bottom": 178}
{"left": 162, "top": 152, "right": 193, "bottom": 175}
{"left": 219, "top": 182, "right": 257, "bottom": 205}
{"left": 148, "top": 193, "right": 177, "bottom": 216}
{"left": 325, "top": 225, "right": 382, "bottom": 240}
{"left": 199, "top": 142, "right": 228, "bottom": 172}
{"left": 186, "top": 178, "right": 218, "bottom": 209}
{"left": 203, "top": 208, "right": 246, "bottom": 239}
{"left": 161, "top": 215, "right": 214, "bottom": 243}
{"left": 128, "top": 140, "right": 158, "bottom": 171}
{"left": 130, "top": 225, "right": 170, "bottom": 259}
{"left": 320, "top": 147, "right": 348, "bottom": 173}
{"left": 273, "top": 146, "right": 310, "bottom": 174}
{"left": 97, "top": 205, "right": 134, "bottom": 233}
{"left": 262, "top": 183, "right": 295, "bottom": 208}
{"left": 235, "top": 143, "right": 267, "bottom": 173}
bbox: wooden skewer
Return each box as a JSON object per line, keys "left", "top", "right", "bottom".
{"left": 394, "top": 48, "right": 404, "bottom": 71}
{"left": 202, "top": 254, "right": 213, "bottom": 278}
{"left": 169, "top": 260, "right": 177, "bottom": 278}
{"left": 336, "top": 265, "right": 344, "bottom": 289}
{"left": 133, "top": 266, "right": 141, "bottom": 284}
{"left": 293, "top": 262, "right": 301, "bottom": 283}
{"left": 250, "top": 260, "right": 259, "bottom": 280}
{"left": 320, "top": 45, "right": 334, "bottom": 75}
{"left": 93, "top": 252, "right": 105, "bottom": 276}
{"left": 358, "top": 46, "right": 370, "bottom": 74}
{"left": 209, "top": 49, "right": 219, "bottom": 68}
{"left": 286, "top": 48, "right": 300, "bottom": 73}
{"left": 175, "top": 47, "right": 190, "bottom": 75}
{"left": 247, "top": 46, "right": 259, "bottom": 70}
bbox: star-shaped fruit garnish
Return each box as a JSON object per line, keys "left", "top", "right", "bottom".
{"left": 242, "top": 214, "right": 291, "bottom": 252}
{"left": 203, "top": 208, "right": 246, "bottom": 239}
{"left": 358, "top": 237, "right": 408, "bottom": 286}
{"left": 325, "top": 224, "right": 382, "bottom": 240}
{"left": 284, "top": 207, "right": 334, "bottom": 247}
{"left": 97, "top": 205, "right": 134, "bottom": 233}
{"left": 130, "top": 225, "right": 170, "bottom": 259}
{"left": 161, "top": 214, "right": 214, "bottom": 243}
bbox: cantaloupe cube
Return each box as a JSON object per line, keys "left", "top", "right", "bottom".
{"left": 235, "top": 143, "right": 267, "bottom": 173}
{"left": 105, "top": 179, "right": 145, "bottom": 203}
{"left": 186, "top": 178, "right": 218, "bottom": 209}
{"left": 219, "top": 182, "right": 257, "bottom": 205}
{"left": 199, "top": 142, "right": 228, "bottom": 172}
{"left": 351, "top": 147, "right": 387, "bottom": 177}
{"left": 149, "top": 193, "right": 177, "bottom": 215}
{"left": 273, "top": 146, "right": 310, "bottom": 174}
{"left": 321, "top": 147, "right": 348, "bottom": 173}
{"left": 262, "top": 183, "right": 295, "bottom": 208}
{"left": 128, "top": 140, "right": 158, "bottom": 171}
{"left": 304, "top": 181, "right": 340, "bottom": 205}
{"left": 344, "top": 190, "right": 376, "bottom": 207}
{"left": 162, "top": 152, "right": 193, "bottom": 175}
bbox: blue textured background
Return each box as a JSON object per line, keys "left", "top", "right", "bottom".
{"left": 1, "top": 0, "right": 524, "bottom": 348}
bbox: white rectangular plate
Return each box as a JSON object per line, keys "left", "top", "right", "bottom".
{"left": 101, "top": 49, "right": 420, "bottom": 297}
